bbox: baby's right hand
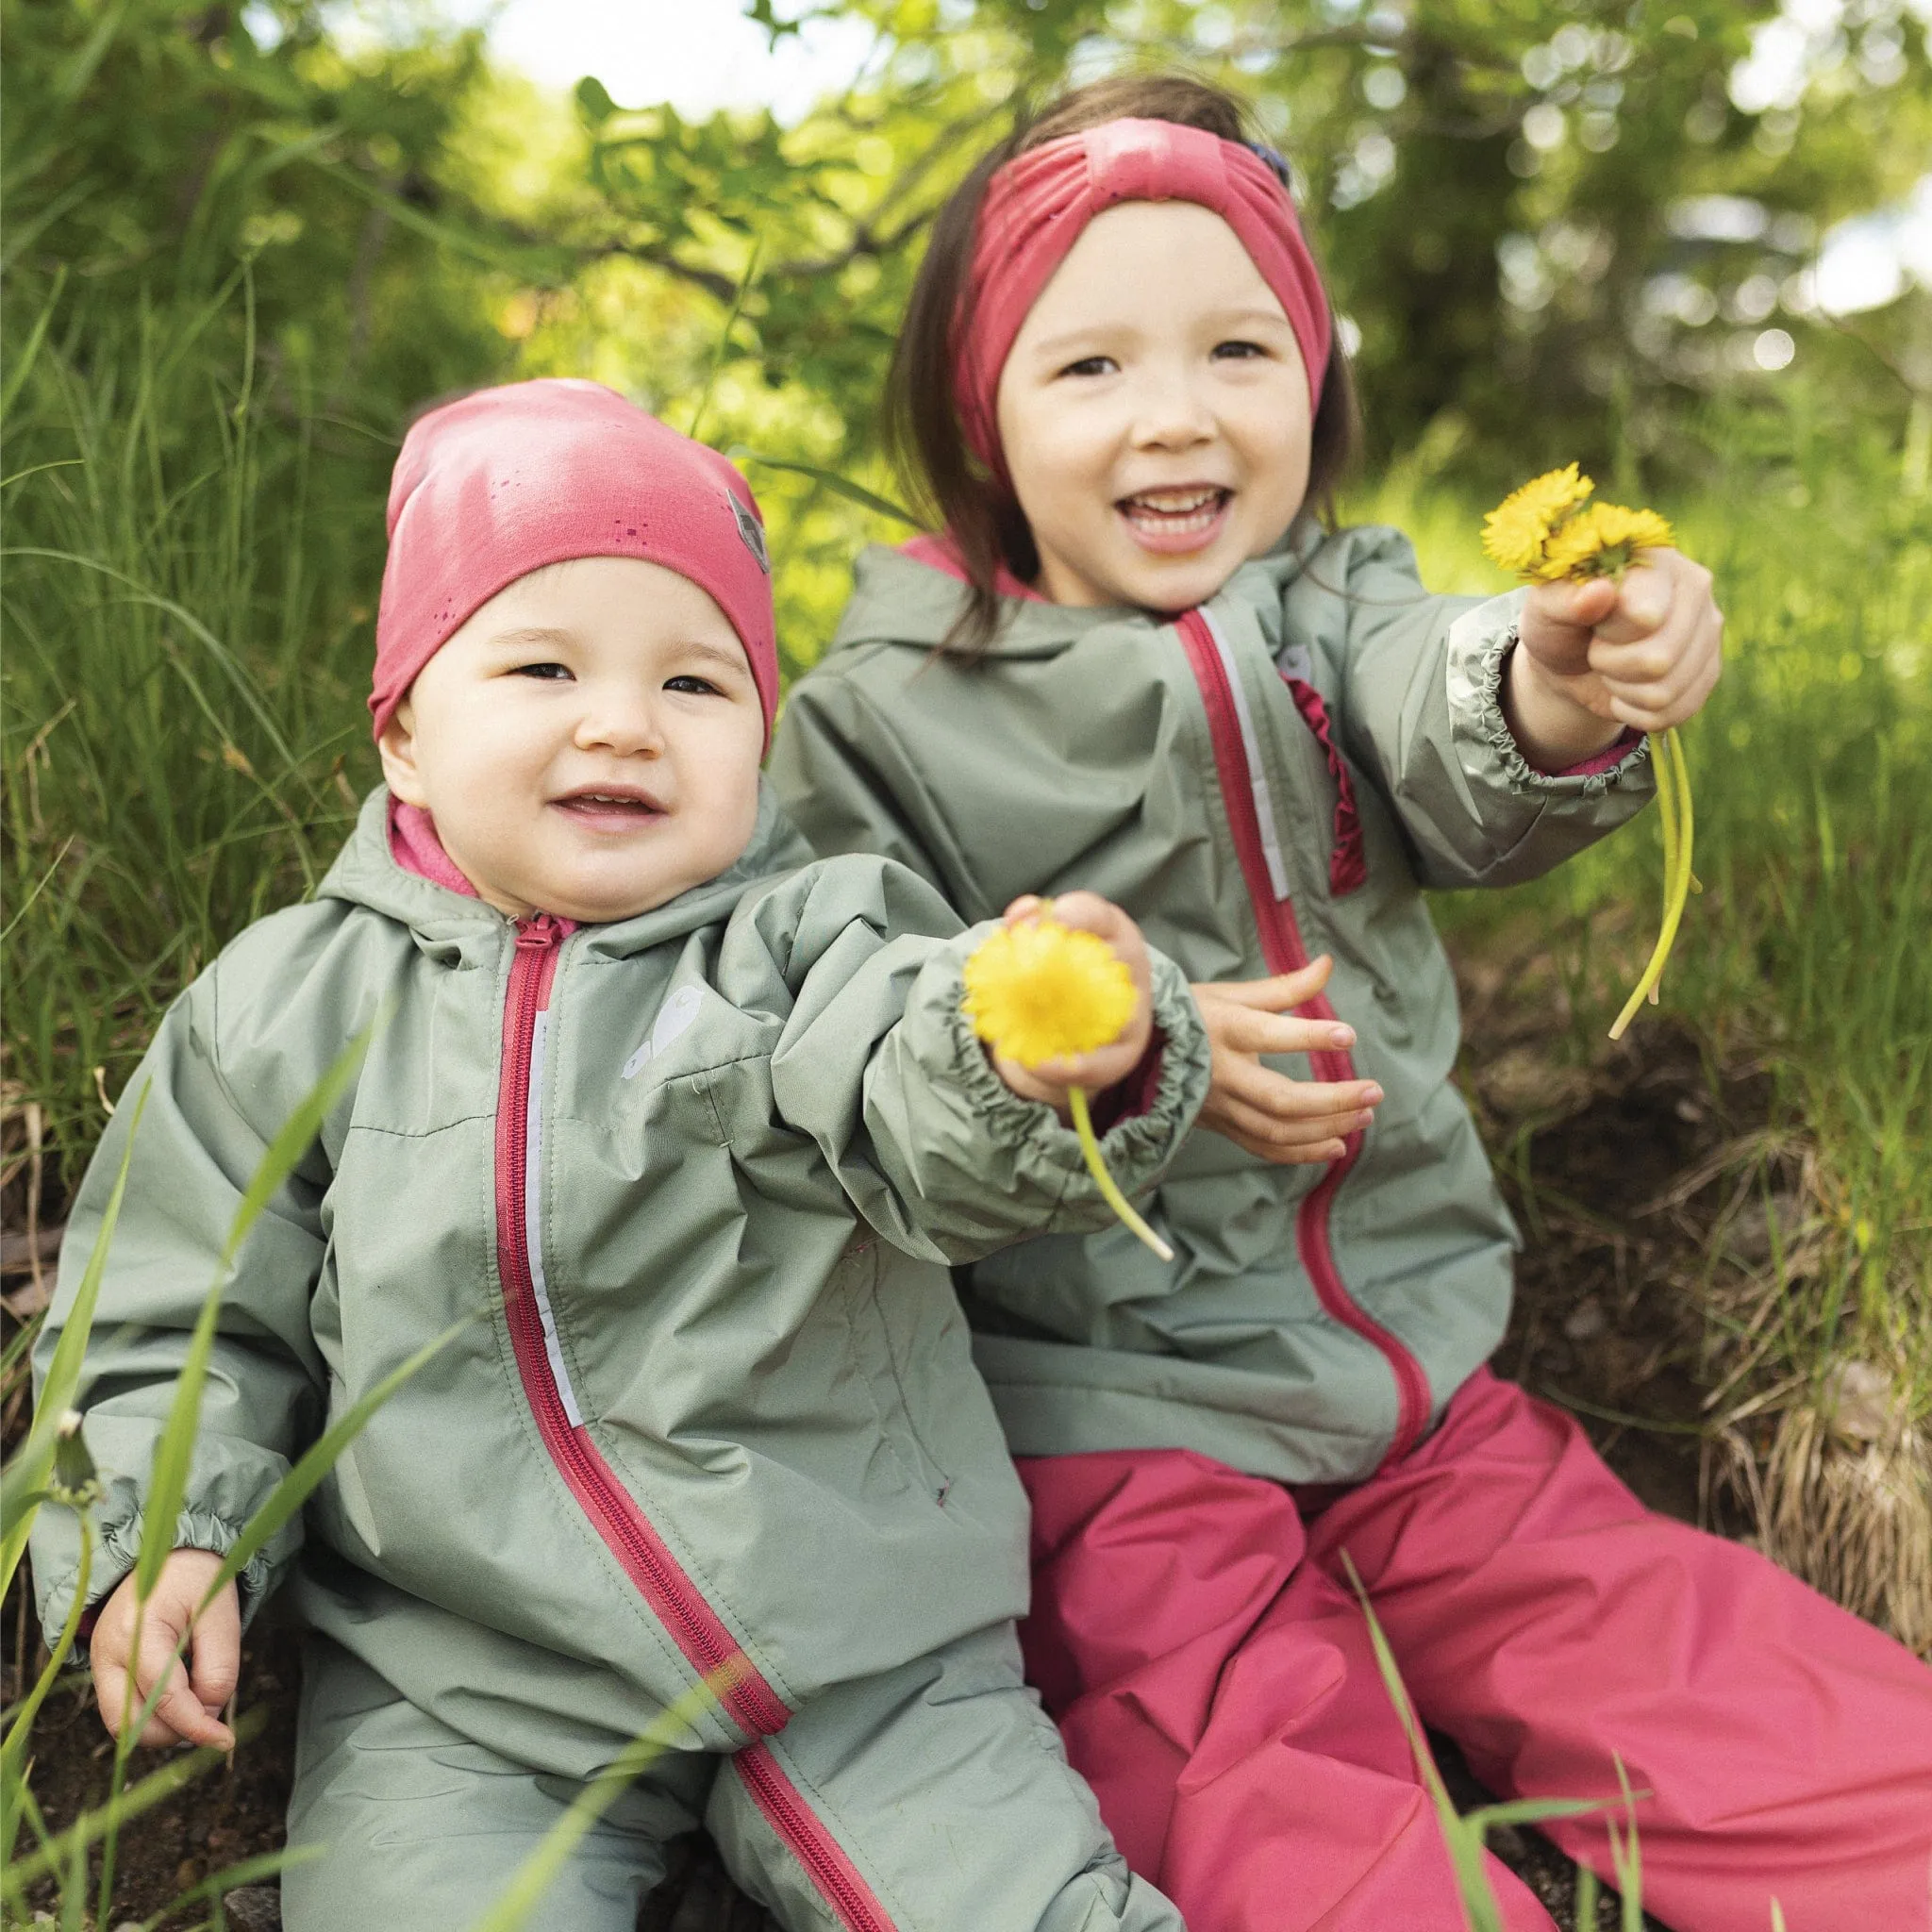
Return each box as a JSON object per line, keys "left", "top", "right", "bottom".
{"left": 90, "top": 1547, "right": 239, "bottom": 1750}
{"left": 1191, "top": 957, "right": 1381, "bottom": 1164}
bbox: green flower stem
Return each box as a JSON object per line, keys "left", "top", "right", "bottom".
{"left": 1068, "top": 1086, "right": 1174, "bottom": 1262}
{"left": 1609, "top": 725, "right": 1695, "bottom": 1040}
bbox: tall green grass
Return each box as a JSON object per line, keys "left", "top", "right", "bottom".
{"left": 1385, "top": 405, "right": 1931, "bottom": 1646}
{"left": 3, "top": 273, "right": 386, "bottom": 1199}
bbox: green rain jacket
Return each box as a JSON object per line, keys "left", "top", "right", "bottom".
{"left": 31, "top": 786, "right": 1207, "bottom": 1770}
{"left": 770, "top": 523, "right": 1655, "bottom": 1488}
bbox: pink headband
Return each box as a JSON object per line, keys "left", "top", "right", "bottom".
{"left": 372, "top": 380, "right": 778, "bottom": 747}
{"left": 956, "top": 119, "right": 1333, "bottom": 481}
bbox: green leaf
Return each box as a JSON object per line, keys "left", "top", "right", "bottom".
{"left": 196, "top": 1317, "right": 472, "bottom": 1613}
{"left": 575, "top": 74, "right": 617, "bottom": 126}
{"left": 463, "top": 1676, "right": 728, "bottom": 1932}
{"left": 1, "top": 1524, "right": 92, "bottom": 1866}
{"left": 0, "top": 1083, "right": 149, "bottom": 1594}
{"left": 728, "top": 451, "right": 921, "bottom": 528}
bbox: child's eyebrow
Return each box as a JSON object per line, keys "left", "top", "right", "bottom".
{"left": 489, "top": 625, "right": 577, "bottom": 651}
{"left": 675, "top": 638, "right": 753, "bottom": 676}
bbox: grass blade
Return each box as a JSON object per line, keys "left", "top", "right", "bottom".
{"left": 0, "top": 1708, "right": 266, "bottom": 1905}
{"left": 1575, "top": 1860, "right": 1599, "bottom": 1927}
{"left": 0, "top": 1082, "right": 150, "bottom": 1592}
{"left": 132, "top": 1019, "right": 377, "bottom": 1602}
{"left": 728, "top": 449, "right": 921, "bottom": 528}
{"left": 1, "top": 1524, "right": 92, "bottom": 1865}
{"left": 196, "top": 1316, "right": 471, "bottom": 1612}
{"left": 134, "top": 1844, "right": 323, "bottom": 1930}
{"left": 464, "top": 1676, "right": 728, "bottom": 1932}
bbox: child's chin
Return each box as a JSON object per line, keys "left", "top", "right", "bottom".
{"left": 1119, "top": 551, "right": 1234, "bottom": 614}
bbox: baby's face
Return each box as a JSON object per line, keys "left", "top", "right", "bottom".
{"left": 995, "top": 201, "right": 1313, "bottom": 614}
{"left": 378, "top": 557, "right": 765, "bottom": 924}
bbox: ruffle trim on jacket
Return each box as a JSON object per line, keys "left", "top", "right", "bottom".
{"left": 1459, "top": 618, "right": 1651, "bottom": 800}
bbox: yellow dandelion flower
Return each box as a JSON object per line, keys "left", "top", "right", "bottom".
{"left": 1539, "top": 501, "right": 1676, "bottom": 581}
{"left": 963, "top": 916, "right": 1138, "bottom": 1069}
{"left": 962, "top": 913, "right": 1174, "bottom": 1261}
{"left": 1480, "top": 463, "right": 1595, "bottom": 575}
{"left": 1481, "top": 470, "right": 1691, "bottom": 1041}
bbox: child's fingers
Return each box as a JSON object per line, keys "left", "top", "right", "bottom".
{"left": 126, "top": 1615, "right": 234, "bottom": 1750}
{"left": 1593, "top": 599, "right": 1724, "bottom": 727}
{"left": 188, "top": 1584, "right": 242, "bottom": 1717}
{"left": 1001, "top": 894, "right": 1048, "bottom": 928}
{"left": 1191, "top": 957, "right": 1333, "bottom": 1014}
{"left": 1216, "top": 1056, "right": 1381, "bottom": 1124}
{"left": 1208, "top": 1003, "right": 1357, "bottom": 1059}
{"left": 1524, "top": 575, "right": 1619, "bottom": 641}
{"left": 1589, "top": 556, "right": 1680, "bottom": 644}
{"left": 1201, "top": 1091, "right": 1354, "bottom": 1164}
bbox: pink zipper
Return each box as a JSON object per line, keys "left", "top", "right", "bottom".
{"left": 495, "top": 913, "right": 791, "bottom": 1740}
{"left": 1174, "top": 611, "right": 1432, "bottom": 1463}
{"left": 736, "top": 1743, "right": 899, "bottom": 1931}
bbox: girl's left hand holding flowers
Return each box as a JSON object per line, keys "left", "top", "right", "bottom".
{"left": 1508, "top": 550, "right": 1725, "bottom": 770}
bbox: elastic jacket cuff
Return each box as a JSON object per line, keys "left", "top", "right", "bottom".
{"left": 1447, "top": 591, "right": 1653, "bottom": 800}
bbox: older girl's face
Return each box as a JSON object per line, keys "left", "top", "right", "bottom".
{"left": 994, "top": 200, "right": 1313, "bottom": 613}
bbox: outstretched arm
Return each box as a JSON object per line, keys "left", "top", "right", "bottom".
{"left": 745, "top": 860, "right": 1208, "bottom": 1264}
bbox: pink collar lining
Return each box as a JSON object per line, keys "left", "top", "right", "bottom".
{"left": 387, "top": 797, "right": 478, "bottom": 898}
{"left": 386, "top": 800, "right": 582, "bottom": 933}
{"left": 898, "top": 532, "right": 1046, "bottom": 603}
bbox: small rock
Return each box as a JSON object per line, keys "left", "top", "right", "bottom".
{"left": 1476, "top": 1048, "right": 1591, "bottom": 1120}
{"left": 1562, "top": 1297, "right": 1607, "bottom": 1342}
{"left": 1823, "top": 1359, "right": 1896, "bottom": 1443}
{"left": 223, "top": 1887, "right": 284, "bottom": 1932}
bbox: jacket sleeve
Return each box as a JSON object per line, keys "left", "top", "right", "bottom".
{"left": 1310, "top": 525, "right": 1656, "bottom": 890}
{"left": 28, "top": 965, "right": 329, "bottom": 1635}
{"left": 743, "top": 860, "right": 1209, "bottom": 1265}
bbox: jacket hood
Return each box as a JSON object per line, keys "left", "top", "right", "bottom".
{"left": 316, "top": 780, "right": 814, "bottom": 963}
{"left": 828, "top": 516, "right": 1335, "bottom": 662}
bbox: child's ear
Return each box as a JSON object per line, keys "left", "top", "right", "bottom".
{"left": 377, "top": 697, "right": 430, "bottom": 808}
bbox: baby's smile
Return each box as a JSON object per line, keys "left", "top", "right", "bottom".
{"left": 549, "top": 781, "right": 671, "bottom": 829}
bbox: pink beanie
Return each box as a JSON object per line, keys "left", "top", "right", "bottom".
{"left": 958, "top": 119, "right": 1333, "bottom": 486}
{"left": 371, "top": 379, "right": 778, "bottom": 743}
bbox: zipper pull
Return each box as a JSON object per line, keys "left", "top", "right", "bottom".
{"left": 515, "top": 912, "right": 562, "bottom": 951}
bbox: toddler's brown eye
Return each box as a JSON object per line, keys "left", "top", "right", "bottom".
{"left": 513, "top": 662, "right": 572, "bottom": 681}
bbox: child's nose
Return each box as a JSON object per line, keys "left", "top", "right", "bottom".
{"left": 1129, "top": 367, "right": 1215, "bottom": 449}
{"left": 575, "top": 692, "right": 664, "bottom": 756}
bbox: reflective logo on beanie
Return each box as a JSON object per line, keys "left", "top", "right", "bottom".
{"left": 729, "top": 492, "right": 770, "bottom": 574}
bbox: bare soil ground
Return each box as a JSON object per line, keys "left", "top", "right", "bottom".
{"left": 4, "top": 941, "right": 1763, "bottom": 1929}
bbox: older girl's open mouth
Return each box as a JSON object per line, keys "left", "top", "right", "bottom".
{"left": 1117, "top": 486, "right": 1232, "bottom": 555}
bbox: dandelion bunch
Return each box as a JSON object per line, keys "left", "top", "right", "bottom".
{"left": 1482, "top": 470, "right": 1693, "bottom": 1040}
{"left": 1481, "top": 465, "right": 1676, "bottom": 584}
{"left": 963, "top": 913, "right": 1173, "bottom": 1260}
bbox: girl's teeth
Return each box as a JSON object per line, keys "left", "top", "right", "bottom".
{"left": 1122, "top": 490, "right": 1226, "bottom": 534}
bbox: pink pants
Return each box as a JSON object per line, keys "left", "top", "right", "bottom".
{"left": 1018, "top": 1371, "right": 1932, "bottom": 1932}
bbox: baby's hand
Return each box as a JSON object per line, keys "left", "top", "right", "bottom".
{"left": 990, "top": 892, "right": 1154, "bottom": 1115}
{"left": 1516, "top": 549, "right": 1724, "bottom": 740}
{"left": 1191, "top": 956, "right": 1380, "bottom": 1164}
{"left": 90, "top": 1547, "right": 239, "bottom": 1750}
